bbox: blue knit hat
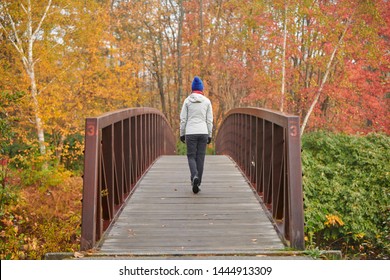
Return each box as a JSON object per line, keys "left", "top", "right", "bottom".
{"left": 191, "top": 76, "right": 204, "bottom": 91}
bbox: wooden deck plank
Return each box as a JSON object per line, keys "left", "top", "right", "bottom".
{"left": 98, "top": 155, "right": 285, "bottom": 255}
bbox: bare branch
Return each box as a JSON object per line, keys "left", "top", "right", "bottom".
{"left": 21, "top": 3, "right": 28, "bottom": 14}
{"left": 3, "top": 4, "right": 24, "bottom": 53}
{"left": 0, "top": 20, "right": 27, "bottom": 65}
{"left": 32, "top": 0, "right": 53, "bottom": 41}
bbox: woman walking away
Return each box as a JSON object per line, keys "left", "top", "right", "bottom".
{"left": 180, "top": 76, "right": 213, "bottom": 194}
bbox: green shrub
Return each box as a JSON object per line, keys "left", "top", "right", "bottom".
{"left": 302, "top": 132, "right": 390, "bottom": 259}
{"left": 0, "top": 91, "right": 25, "bottom": 155}
{"left": 176, "top": 141, "right": 215, "bottom": 155}
{"left": 176, "top": 141, "right": 187, "bottom": 155}
{"left": 21, "top": 165, "right": 72, "bottom": 191}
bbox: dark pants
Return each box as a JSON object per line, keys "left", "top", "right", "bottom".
{"left": 185, "top": 134, "right": 208, "bottom": 184}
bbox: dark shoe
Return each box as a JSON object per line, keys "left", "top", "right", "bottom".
{"left": 192, "top": 176, "right": 200, "bottom": 194}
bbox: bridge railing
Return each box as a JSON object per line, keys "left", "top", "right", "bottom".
{"left": 80, "top": 108, "right": 176, "bottom": 251}
{"left": 215, "top": 107, "right": 304, "bottom": 250}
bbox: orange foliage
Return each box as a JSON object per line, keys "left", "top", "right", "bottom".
{"left": 0, "top": 175, "right": 82, "bottom": 259}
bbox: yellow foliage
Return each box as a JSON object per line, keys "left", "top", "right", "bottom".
{"left": 355, "top": 233, "right": 365, "bottom": 239}
{"left": 324, "top": 214, "right": 345, "bottom": 227}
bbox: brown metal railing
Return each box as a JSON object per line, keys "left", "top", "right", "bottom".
{"left": 80, "top": 108, "right": 176, "bottom": 251}
{"left": 215, "top": 107, "right": 305, "bottom": 250}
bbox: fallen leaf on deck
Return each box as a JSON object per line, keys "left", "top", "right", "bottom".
{"left": 74, "top": 252, "right": 84, "bottom": 258}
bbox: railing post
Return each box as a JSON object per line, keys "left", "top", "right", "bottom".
{"left": 81, "top": 118, "right": 99, "bottom": 250}
{"left": 286, "top": 117, "right": 305, "bottom": 250}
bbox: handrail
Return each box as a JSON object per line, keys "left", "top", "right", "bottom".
{"left": 80, "top": 107, "right": 176, "bottom": 250}
{"left": 215, "top": 107, "right": 304, "bottom": 250}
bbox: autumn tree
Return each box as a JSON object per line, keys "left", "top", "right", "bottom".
{"left": 241, "top": 0, "right": 389, "bottom": 134}
{"left": 0, "top": 0, "right": 54, "bottom": 155}
{"left": 294, "top": 0, "right": 389, "bottom": 134}
{"left": 1, "top": 0, "right": 388, "bottom": 165}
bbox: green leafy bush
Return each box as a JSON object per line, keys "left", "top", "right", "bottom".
{"left": 0, "top": 91, "right": 25, "bottom": 155}
{"left": 302, "top": 132, "right": 390, "bottom": 259}
{"left": 176, "top": 141, "right": 187, "bottom": 155}
{"left": 21, "top": 165, "right": 72, "bottom": 191}
{"left": 176, "top": 141, "right": 215, "bottom": 155}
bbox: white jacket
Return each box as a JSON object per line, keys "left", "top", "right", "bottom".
{"left": 180, "top": 93, "right": 213, "bottom": 137}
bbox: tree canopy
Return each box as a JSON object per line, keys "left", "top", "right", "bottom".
{"left": 1, "top": 0, "right": 389, "bottom": 159}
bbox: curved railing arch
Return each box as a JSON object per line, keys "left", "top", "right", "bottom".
{"left": 80, "top": 108, "right": 176, "bottom": 251}
{"left": 215, "top": 107, "right": 304, "bottom": 250}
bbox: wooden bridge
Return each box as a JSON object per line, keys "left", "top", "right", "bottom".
{"left": 80, "top": 107, "right": 304, "bottom": 258}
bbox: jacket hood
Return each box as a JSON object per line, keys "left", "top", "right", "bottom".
{"left": 188, "top": 93, "right": 205, "bottom": 103}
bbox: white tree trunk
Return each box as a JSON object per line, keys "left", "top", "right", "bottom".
{"left": 29, "top": 66, "right": 46, "bottom": 155}
{"left": 27, "top": 1, "right": 46, "bottom": 155}
{"left": 300, "top": 16, "right": 353, "bottom": 136}
{"left": 177, "top": 0, "right": 184, "bottom": 113}
{"left": 0, "top": 0, "right": 52, "bottom": 155}
{"left": 280, "top": 1, "right": 288, "bottom": 112}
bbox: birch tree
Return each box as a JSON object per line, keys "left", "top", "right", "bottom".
{"left": 280, "top": 0, "right": 288, "bottom": 112}
{"left": 0, "top": 0, "right": 53, "bottom": 155}
{"left": 176, "top": 0, "right": 184, "bottom": 113}
{"left": 300, "top": 15, "right": 353, "bottom": 136}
